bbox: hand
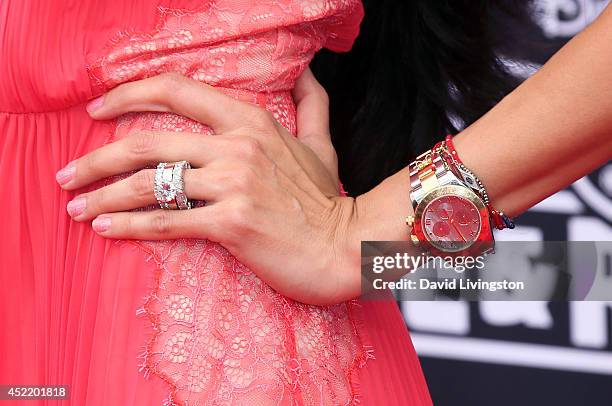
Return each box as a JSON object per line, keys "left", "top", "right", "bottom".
{"left": 56, "top": 70, "right": 362, "bottom": 305}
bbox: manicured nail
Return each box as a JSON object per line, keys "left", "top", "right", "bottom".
{"left": 92, "top": 216, "right": 111, "bottom": 233}
{"left": 86, "top": 95, "right": 105, "bottom": 114}
{"left": 56, "top": 161, "right": 76, "bottom": 185}
{"left": 67, "top": 196, "right": 86, "bottom": 218}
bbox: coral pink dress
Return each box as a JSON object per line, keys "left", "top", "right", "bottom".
{"left": 0, "top": 1, "right": 432, "bottom": 405}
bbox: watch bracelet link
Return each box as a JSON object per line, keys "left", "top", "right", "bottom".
{"left": 409, "top": 145, "right": 456, "bottom": 206}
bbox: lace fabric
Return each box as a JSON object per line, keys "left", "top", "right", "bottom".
{"left": 86, "top": 1, "right": 372, "bottom": 405}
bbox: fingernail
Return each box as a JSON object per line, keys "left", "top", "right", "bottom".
{"left": 92, "top": 216, "right": 111, "bottom": 233}
{"left": 86, "top": 95, "right": 105, "bottom": 114}
{"left": 67, "top": 196, "right": 86, "bottom": 218}
{"left": 56, "top": 161, "right": 76, "bottom": 185}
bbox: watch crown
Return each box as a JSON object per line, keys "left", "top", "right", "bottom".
{"left": 406, "top": 215, "right": 415, "bottom": 227}
{"left": 410, "top": 234, "right": 420, "bottom": 245}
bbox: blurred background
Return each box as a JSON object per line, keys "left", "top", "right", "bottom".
{"left": 400, "top": 1, "right": 612, "bottom": 405}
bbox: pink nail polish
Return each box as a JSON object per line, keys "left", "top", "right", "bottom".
{"left": 92, "top": 216, "right": 111, "bottom": 233}
{"left": 86, "top": 95, "right": 105, "bottom": 114}
{"left": 67, "top": 196, "right": 86, "bottom": 217}
{"left": 56, "top": 161, "right": 76, "bottom": 185}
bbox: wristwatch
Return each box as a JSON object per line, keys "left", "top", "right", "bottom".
{"left": 406, "top": 147, "right": 495, "bottom": 256}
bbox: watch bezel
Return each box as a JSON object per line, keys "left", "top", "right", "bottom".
{"left": 412, "top": 184, "right": 492, "bottom": 254}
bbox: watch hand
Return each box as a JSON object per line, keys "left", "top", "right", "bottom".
{"left": 449, "top": 217, "right": 466, "bottom": 242}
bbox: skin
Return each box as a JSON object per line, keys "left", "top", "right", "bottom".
{"left": 58, "top": 4, "right": 612, "bottom": 305}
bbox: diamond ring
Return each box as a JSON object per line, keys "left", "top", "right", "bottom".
{"left": 153, "top": 161, "right": 192, "bottom": 210}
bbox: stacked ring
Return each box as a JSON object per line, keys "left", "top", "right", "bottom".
{"left": 153, "top": 161, "right": 192, "bottom": 210}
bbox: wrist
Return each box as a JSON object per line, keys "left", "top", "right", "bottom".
{"left": 326, "top": 181, "right": 415, "bottom": 302}
{"left": 319, "top": 195, "right": 361, "bottom": 303}
{"left": 353, "top": 169, "right": 415, "bottom": 242}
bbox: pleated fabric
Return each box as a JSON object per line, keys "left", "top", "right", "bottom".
{"left": 0, "top": 1, "right": 432, "bottom": 405}
{"left": 0, "top": 107, "right": 170, "bottom": 405}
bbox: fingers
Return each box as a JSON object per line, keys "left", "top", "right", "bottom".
{"left": 293, "top": 68, "right": 337, "bottom": 176}
{"left": 91, "top": 206, "right": 222, "bottom": 240}
{"left": 293, "top": 68, "right": 330, "bottom": 137}
{"left": 86, "top": 73, "right": 254, "bottom": 133}
{"left": 65, "top": 168, "right": 222, "bottom": 221}
{"left": 57, "top": 132, "right": 235, "bottom": 190}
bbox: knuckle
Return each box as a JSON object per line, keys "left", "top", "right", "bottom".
{"left": 236, "top": 137, "right": 263, "bottom": 161}
{"left": 316, "top": 84, "right": 329, "bottom": 105}
{"left": 250, "top": 108, "right": 276, "bottom": 129}
{"left": 151, "top": 211, "right": 173, "bottom": 235}
{"left": 252, "top": 134, "right": 279, "bottom": 157}
{"left": 124, "top": 214, "right": 135, "bottom": 234}
{"left": 221, "top": 198, "right": 253, "bottom": 232}
{"left": 231, "top": 166, "right": 256, "bottom": 192}
{"left": 129, "top": 131, "right": 160, "bottom": 158}
{"left": 158, "top": 72, "right": 185, "bottom": 94}
{"left": 81, "top": 189, "right": 102, "bottom": 216}
{"left": 189, "top": 168, "right": 206, "bottom": 191}
{"left": 93, "top": 187, "right": 106, "bottom": 209}
{"left": 83, "top": 151, "right": 100, "bottom": 175}
{"left": 133, "top": 169, "right": 155, "bottom": 200}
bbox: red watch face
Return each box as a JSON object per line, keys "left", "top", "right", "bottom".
{"left": 421, "top": 194, "right": 482, "bottom": 252}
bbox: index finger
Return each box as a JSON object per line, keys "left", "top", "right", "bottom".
{"left": 86, "top": 73, "right": 254, "bottom": 133}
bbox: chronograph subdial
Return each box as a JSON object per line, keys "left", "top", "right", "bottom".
{"left": 421, "top": 195, "right": 482, "bottom": 251}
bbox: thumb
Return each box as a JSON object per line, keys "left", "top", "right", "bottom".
{"left": 293, "top": 67, "right": 337, "bottom": 177}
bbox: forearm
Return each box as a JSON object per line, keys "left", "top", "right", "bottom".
{"left": 348, "top": 4, "right": 612, "bottom": 261}
{"left": 454, "top": 3, "right": 612, "bottom": 216}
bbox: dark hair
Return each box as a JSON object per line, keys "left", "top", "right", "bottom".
{"left": 311, "top": 0, "right": 534, "bottom": 195}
